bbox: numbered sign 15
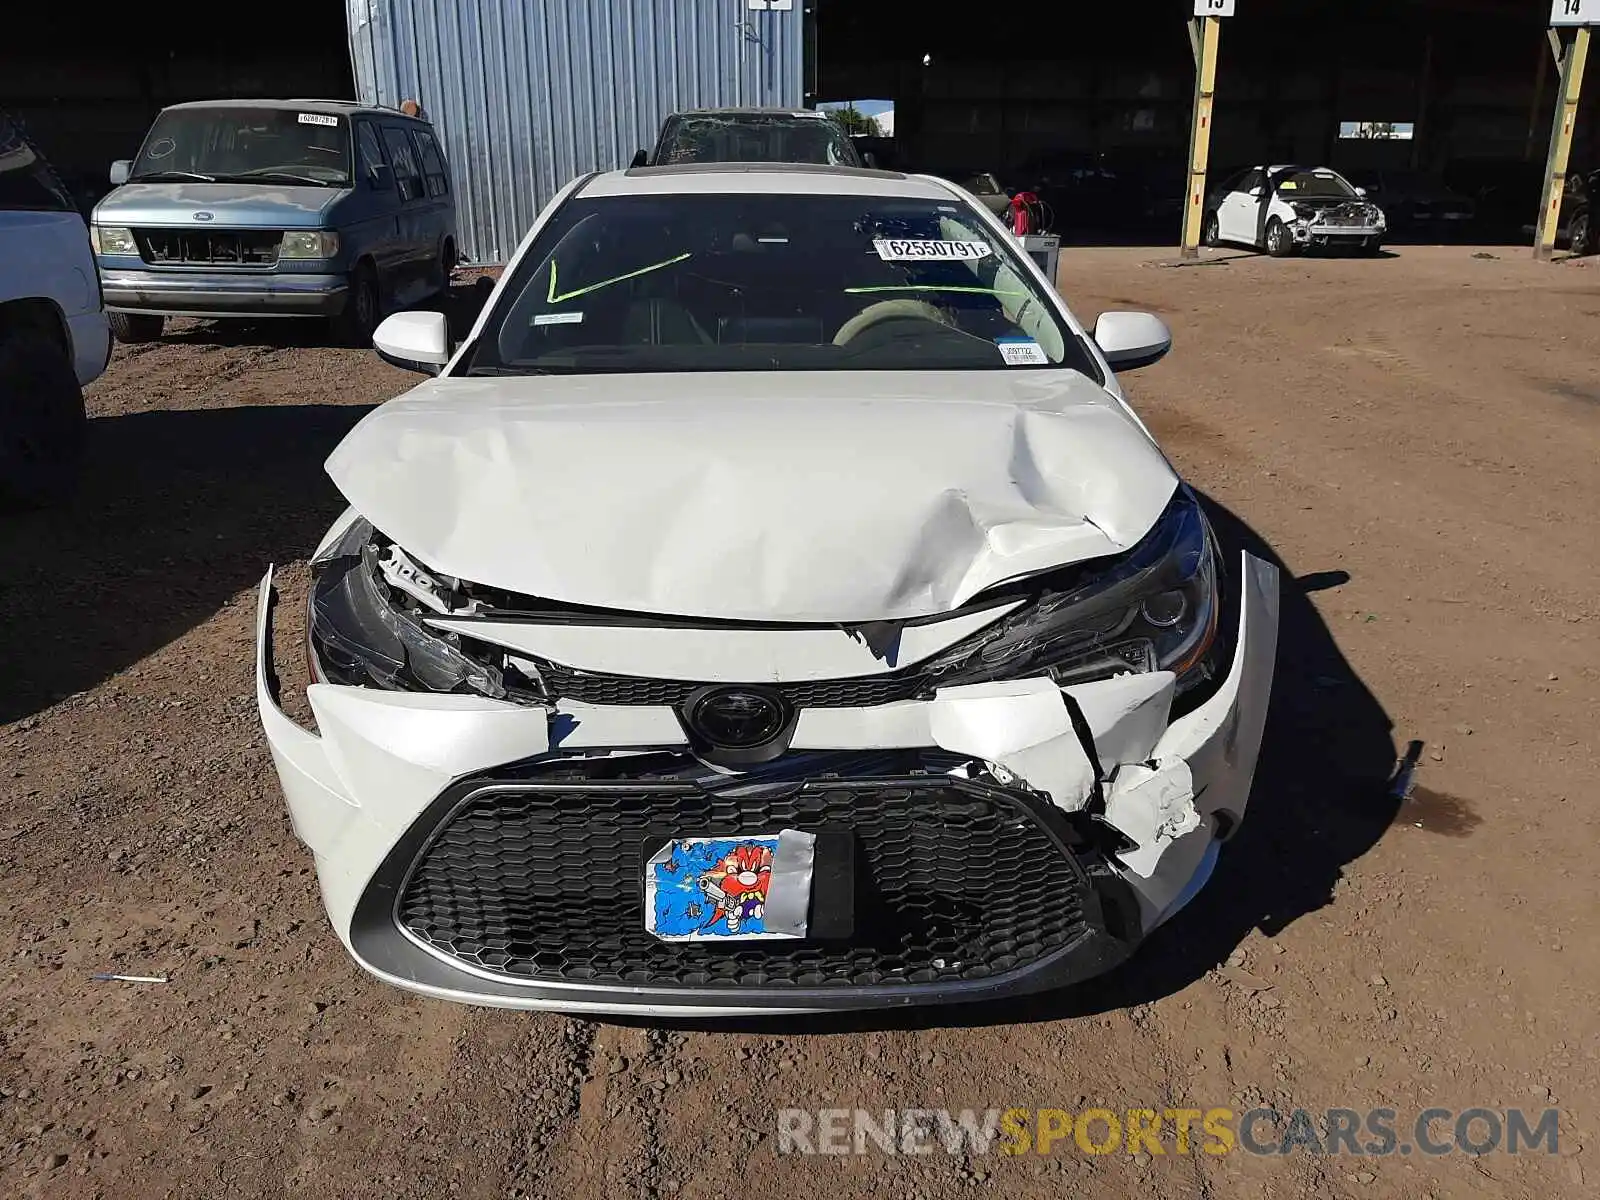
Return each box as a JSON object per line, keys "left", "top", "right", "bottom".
{"left": 1195, "top": 0, "right": 1236, "bottom": 15}
{"left": 1552, "top": 0, "right": 1597, "bottom": 25}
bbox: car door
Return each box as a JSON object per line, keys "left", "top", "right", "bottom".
{"left": 1217, "top": 168, "right": 1265, "bottom": 244}
{"left": 348, "top": 119, "right": 402, "bottom": 284}
{"left": 408, "top": 126, "right": 455, "bottom": 289}
{"left": 380, "top": 124, "right": 429, "bottom": 304}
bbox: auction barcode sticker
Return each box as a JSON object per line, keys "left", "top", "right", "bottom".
{"left": 297, "top": 113, "right": 340, "bottom": 127}
{"left": 874, "top": 239, "right": 993, "bottom": 262}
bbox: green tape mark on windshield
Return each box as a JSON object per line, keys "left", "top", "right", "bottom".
{"left": 843, "top": 285, "right": 1030, "bottom": 297}
{"left": 546, "top": 252, "right": 692, "bottom": 304}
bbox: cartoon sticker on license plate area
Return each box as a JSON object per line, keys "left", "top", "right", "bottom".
{"left": 646, "top": 835, "right": 800, "bottom": 940}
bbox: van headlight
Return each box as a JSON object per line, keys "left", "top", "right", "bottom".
{"left": 92, "top": 226, "right": 137, "bottom": 255}
{"left": 922, "top": 487, "right": 1222, "bottom": 694}
{"left": 279, "top": 230, "right": 340, "bottom": 259}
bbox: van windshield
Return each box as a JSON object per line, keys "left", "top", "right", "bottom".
{"left": 131, "top": 107, "right": 352, "bottom": 186}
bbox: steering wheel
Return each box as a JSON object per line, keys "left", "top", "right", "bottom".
{"left": 832, "top": 298, "right": 952, "bottom": 346}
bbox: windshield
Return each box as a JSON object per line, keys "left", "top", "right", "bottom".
{"left": 656, "top": 115, "right": 859, "bottom": 167}
{"left": 1274, "top": 169, "right": 1357, "bottom": 199}
{"left": 464, "top": 193, "right": 1095, "bottom": 378}
{"left": 130, "top": 107, "right": 352, "bottom": 186}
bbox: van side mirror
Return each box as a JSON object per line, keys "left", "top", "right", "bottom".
{"left": 368, "top": 161, "right": 393, "bottom": 190}
{"left": 109, "top": 160, "right": 131, "bottom": 186}
{"left": 629, "top": 149, "right": 649, "bottom": 169}
{"left": 862, "top": 151, "right": 880, "bottom": 169}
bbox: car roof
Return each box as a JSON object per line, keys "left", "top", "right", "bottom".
{"left": 585, "top": 163, "right": 959, "bottom": 201}
{"left": 668, "top": 107, "right": 829, "bottom": 119}
{"left": 158, "top": 98, "right": 426, "bottom": 121}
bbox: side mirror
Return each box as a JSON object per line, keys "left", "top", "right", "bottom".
{"left": 368, "top": 161, "right": 394, "bottom": 190}
{"left": 1247, "top": 185, "right": 1265, "bottom": 198}
{"left": 373, "top": 310, "right": 451, "bottom": 375}
{"left": 109, "top": 160, "right": 132, "bottom": 186}
{"left": 862, "top": 151, "right": 880, "bottom": 169}
{"left": 1093, "top": 311, "right": 1172, "bottom": 373}
{"left": 1355, "top": 186, "right": 1369, "bottom": 198}
{"left": 629, "top": 149, "right": 649, "bottom": 169}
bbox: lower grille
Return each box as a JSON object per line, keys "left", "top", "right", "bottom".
{"left": 136, "top": 228, "right": 281, "bottom": 266}
{"left": 393, "top": 764, "right": 1092, "bottom": 989}
{"left": 535, "top": 658, "right": 927, "bottom": 707}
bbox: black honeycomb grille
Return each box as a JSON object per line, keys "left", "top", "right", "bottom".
{"left": 532, "top": 659, "right": 929, "bottom": 708}
{"left": 396, "top": 775, "right": 1090, "bottom": 989}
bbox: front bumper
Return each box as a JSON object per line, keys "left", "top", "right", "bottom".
{"left": 100, "top": 268, "right": 348, "bottom": 318}
{"left": 255, "top": 553, "right": 1279, "bottom": 1016}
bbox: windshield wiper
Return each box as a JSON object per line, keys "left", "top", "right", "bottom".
{"left": 131, "top": 169, "right": 217, "bottom": 183}
{"left": 466, "top": 366, "right": 557, "bottom": 376}
{"left": 215, "top": 169, "right": 342, "bottom": 187}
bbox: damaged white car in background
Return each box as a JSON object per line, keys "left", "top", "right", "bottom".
{"left": 255, "top": 163, "right": 1279, "bottom": 1016}
{"left": 1205, "top": 164, "right": 1386, "bottom": 257}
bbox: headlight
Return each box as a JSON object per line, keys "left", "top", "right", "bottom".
{"left": 92, "top": 226, "right": 137, "bottom": 255}
{"left": 922, "top": 488, "right": 1222, "bottom": 694}
{"left": 279, "top": 230, "right": 340, "bottom": 259}
{"left": 307, "top": 519, "right": 504, "bottom": 697}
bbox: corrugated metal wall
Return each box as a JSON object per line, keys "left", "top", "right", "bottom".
{"left": 346, "top": 0, "right": 804, "bottom": 263}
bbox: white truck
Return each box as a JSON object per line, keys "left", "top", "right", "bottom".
{"left": 0, "top": 112, "right": 110, "bottom": 506}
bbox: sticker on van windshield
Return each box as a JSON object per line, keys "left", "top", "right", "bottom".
{"left": 874, "top": 239, "right": 993, "bottom": 262}
{"left": 297, "top": 113, "right": 340, "bottom": 127}
{"left": 533, "top": 311, "right": 584, "bottom": 326}
{"left": 997, "top": 339, "right": 1048, "bottom": 366}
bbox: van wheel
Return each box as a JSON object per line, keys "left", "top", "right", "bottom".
{"left": 1264, "top": 217, "right": 1295, "bottom": 257}
{"left": 109, "top": 312, "right": 164, "bottom": 344}
{"left": 0, "top": 333, "right": 87, "bottom": 509}
{"left": 333, "top": 262, "right": 380, "bottom": 347}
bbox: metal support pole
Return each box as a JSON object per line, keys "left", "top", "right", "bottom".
{"left": 1181, "top": 16, "right": 1222, "bottom": 258}
{"left": 1535, "top": 26, "right": 1590, "bottom": 260}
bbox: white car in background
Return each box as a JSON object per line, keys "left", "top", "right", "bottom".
{"left": 1205, "top": 164, "right": 1386, "bottom": 256}
{"left": 0, "top": 111, "right": 110, "bottom": 506}
{"left": 255, "top": 163, "right": 1280, "bottom": 1016}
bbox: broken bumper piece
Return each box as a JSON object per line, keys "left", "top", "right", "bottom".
{"left": 255, "top": 553, "right": 1278, "bottom": 1016}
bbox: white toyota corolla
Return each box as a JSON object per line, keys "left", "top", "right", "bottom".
{"left": 254, "top": 162, "right": 1280, "bottom": 1016}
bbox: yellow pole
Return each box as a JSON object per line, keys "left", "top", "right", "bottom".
{"left": 1181, "top": 16, "right": 1222, "bottom": 258}
{"left": 1535, "top": 26, "right": 1590, "bottom": 260}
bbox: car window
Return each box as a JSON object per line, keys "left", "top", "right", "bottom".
{"left": 355, "top": 121, "right": 389, "bottom": 184}
{"left": 1273, "top": 168, "right": 1356, "bottom": 199}
{"left": 655, "top": 115, "right": 860, "bottom": 167}
{"left": 1239, "top": 169, "right": 1266, "bottom": 193}
{"left": 464, "top": 192, "right": 1098, "bottom": 379}
{"left": 382, "top": 126, "right": 425, "bottom": 201}
{"left": 0, "top": 115, "right": 75, "bottom": 212}
{"left": 411, "top": 128, "right": 449, "bottom": 197}
{"left": 131, "top": 106, "right": 351, "bottom": 185}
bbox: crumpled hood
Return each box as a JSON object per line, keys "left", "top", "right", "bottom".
{"left": 94, "top": 182, "right": 347, "bottom": 229}
{"left": 325, "top": 370, "right": 1179, "bottom": 622}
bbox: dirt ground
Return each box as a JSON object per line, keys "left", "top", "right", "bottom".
{"left": 3, "top": 245, "right": 1598, "bottom": 1199}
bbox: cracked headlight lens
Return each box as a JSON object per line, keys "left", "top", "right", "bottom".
{"left": 307, "top": 519, "right": 504, "bottom": 698}
{"left": 922, "top": 487, "right": 1221, "bottom": 693}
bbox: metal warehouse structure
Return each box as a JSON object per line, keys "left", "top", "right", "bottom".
{"left": 347, "top": 0, "right": 804, "bottom": 263}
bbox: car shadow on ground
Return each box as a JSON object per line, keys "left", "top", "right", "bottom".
{"left": 0, "top": 401, "right": 373, "bottom": 724}
{"left": 621, "top": 493, "right": 1400, "bottom": 1035}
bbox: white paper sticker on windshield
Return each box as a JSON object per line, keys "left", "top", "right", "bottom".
{"left": 874, "top": 238, "right": 993, "bottom": 262}
{"left": 533, "top": 311, "right": 584, "bottom": 326}
{"left": 297, "top": 113, "right": 340, "bottom": 127}
{"left": 997, "top": 339, "right": 1048, "bottom": 366}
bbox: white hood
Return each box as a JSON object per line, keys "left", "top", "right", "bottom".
{"left": 324, "top": 369, "right": 1178, "bottom": 622}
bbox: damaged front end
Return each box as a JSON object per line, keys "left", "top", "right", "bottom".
{"left": 1289, "top": 198, "right": 1386, "bottom": 247}
{"left": 258, "top": 489, "right": 1278, "bottom": 1015}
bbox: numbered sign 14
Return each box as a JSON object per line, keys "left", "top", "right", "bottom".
{"left": 1195, "top": 0, "right": 1236, "bottom": 15}
{"left": 1552, "top": 0, "right": 1597, "bottom": 26}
